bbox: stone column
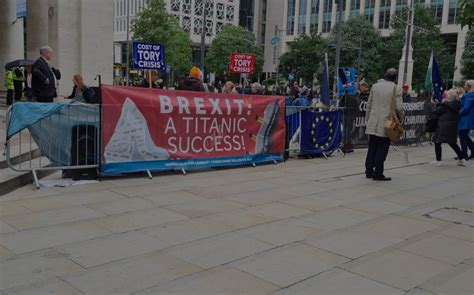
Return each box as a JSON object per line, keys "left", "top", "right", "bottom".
{"left": 26, "top": 0, "right": 49, "bottom": 59}
{"left": 0, "top": 0, "right": 24, "bottom": 91}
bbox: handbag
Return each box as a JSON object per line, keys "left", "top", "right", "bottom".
{"left": 384, "top": 86, "right": 404, "bottom": 142}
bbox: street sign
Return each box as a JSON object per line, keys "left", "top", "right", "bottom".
{"left": 288, "top": 74, "right": 294, "bottom": 81}
{"left": 228, "top": 52, "right": 256, "bottom": 74}
{"left": 271, "top": 36, "right": 280, "bottom": 47}
{"left": 132, "top": 42, "right": 166, "bottom": 70}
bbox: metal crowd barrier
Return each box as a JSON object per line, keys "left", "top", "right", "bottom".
{"left": 5, "top": 103, "right": 100, "bottom": 189}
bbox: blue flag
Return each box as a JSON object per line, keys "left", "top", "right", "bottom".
{"left": 320, "top": 54, "right": 331, "bottom": 106}
{"left": 431, "top": 54, "right": 445, "bottom": 102}
{"left": 300, "top": 109, "right": 343, "bottom": 154}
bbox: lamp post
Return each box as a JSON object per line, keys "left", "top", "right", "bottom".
{"left": 402, "top": 0, "right": 414, "bottom": 85}
{"left": 333, "top": 0, "right": 344, "bottom": 105}
{"left": 125, "top": 0, "right": 130, "bottom": 86}
{"left": 200, "top": 0, "right": 209, "bottom": 77}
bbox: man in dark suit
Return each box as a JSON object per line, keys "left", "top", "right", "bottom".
{"left": 31, "top": 46, "right": 61, "bottom": 102}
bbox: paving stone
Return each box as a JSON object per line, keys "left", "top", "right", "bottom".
{"left": 281, "top": 195, "right": 346, "bottom": 211}
{"left": 62, "top": 251, "right": 200, "bottom": 294}
{"left": 238, "top": 218, "right": 322, "bottom": 246}
{"left": 406, "top": 288, "right": 437, "bottom": 295}
{"left": 274, "top": 182, "right": 333, "bottom": 197}
{"left": 305, "top": 229, "right": 403, "bottom": 259}
{"left": 439, "top": 224, "right": 474, "bottom": 242}
{"left": 1, "top": 206, "right": 104, "bottom": 230}
{"left": 232, "top": 243, "right": 348, "bottom": 287}
{"left": 0, "top": 245, "right": 14, "bottom": 260}
{"left": 316, "top": 185, "right": 396, "bottom": 202}
{"left": 163, "top": 198, "right": 247, "bottom": 218}
{"left": 0, "top": 202, "right": 32, "bottom": 218}
{"left": 419, "top": 263, "right": 474, "bottom": 295}
{"left": 48, "top": 190, "right": 126, "bottom": 206}
{"left": 142, "top": 191, "right": 208, "bottom": 206}
{"left": 0, "top": 220, "right": 16, "bottom": 234}
{"left": 297, "top": 207, "right": 377, "bottom": 231}
{"left": 401, "top": 234, "right": 474, "bottom": 265}
{"left": 0, "top": 221, "right": 111, "bottom": 254}
{"left": 242, "top": 202, "right": 314, "bottom": 220}
{"left": 274, "top": 268, "right": 404, "bottom": 295}
{"left": 352, "top": 215, "right": 440, "bottom": 239}
{"left": 224, "top": 190, "right": 297, "bottom": 206}
{"left": 427, "top": 208, "right": 474, "bottom": 226}
{"left": 92, "top": 207, "right": 188, "bottom": 233}
{"left": 204, "top": 208, "right": 276, "bottom": 231}
{"left": 108, "top": 183, "right": 182, "bottom": 197}
{"left": 2, "top": 277, "right": 82, "bottom": 295}
{"left": 0, "top": 250, "right": 83, "bottom": 291}
{"left": 163, "top": 232, "right": 275, "bottom": 269}
{"left": 58, "top": 231, "right": 169, "bottom": 268}
{"left": 135, "top": 267, "right": 279, "bottom": 295}
{"left": 140, "top": 216, "right": 233, "bottom": 246}
{"left": 8, "top": 197, "right": 67, "bottom": 212}
{"left": 343, "top": 199, "right": 410, "bottom": 215}
{"left": 85, "top": 197, "right": 157, "bottom": 215}
{"left": 341, "top": 249, "right": 452, "bottom": 291}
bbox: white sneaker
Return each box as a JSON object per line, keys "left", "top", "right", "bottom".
{"left": 457, "top": 159, "right": 466, "bottom": 166}
{"left": 429, "top": 160, "right": 442, "bottom": 167}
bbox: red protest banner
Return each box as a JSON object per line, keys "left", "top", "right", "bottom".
{"left": 100, "top": 85, "right": 285, "bottom": 173}
{"left": 228, "top": 52, "right": 256, "bottom": 74}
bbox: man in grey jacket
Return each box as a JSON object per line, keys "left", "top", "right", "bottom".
{"left": 364, "top": 68, "right": 404, "bottom": 181}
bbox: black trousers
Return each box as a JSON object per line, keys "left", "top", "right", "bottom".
{"left": 434, "top": 142, "right": 463, "bottom": 161}
{"left": 13, "top": 80, "right": 23, "bottom": 101}
{"left": 6, "top": 89, "right": 14, "bottom": 105}
{"left": 458, "top": 129, "right": 474, "bottom": 158}
{"left": 365, "top": 135, "right": 391, "bottom": 177}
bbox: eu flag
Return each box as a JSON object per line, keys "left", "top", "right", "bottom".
{"left": 320, "top": 54, "right": 331, "bottom": 106}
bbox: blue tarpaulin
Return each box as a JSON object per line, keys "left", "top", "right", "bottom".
{"left": 7, "top": 102, "right": 99, "bottom": 166}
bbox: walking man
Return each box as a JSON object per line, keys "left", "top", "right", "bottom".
{"left": 364, "top": 68, "right": 404, "bottom": 181}
{"left": 12, "top": 67, "right": 24, "bottom": 101}
{"left": 31, "top": 46, "right": 61, "bottom": 102}
{"left": 4, "top": 69, "right": 14, "bottom": 105}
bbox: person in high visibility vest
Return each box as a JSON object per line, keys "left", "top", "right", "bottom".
{"left": 4, "top": 70, "right": 14, "bottom": 105}
{"left": 12, "top": 67, "right": 25, "bottom": 101}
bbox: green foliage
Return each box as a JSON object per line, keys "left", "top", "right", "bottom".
{"left": 385, "top": 5, "right": 455, "bottom": 90}
{"left": 461, "top": 30, "right": 474, "bottom": 79}
{"left": 328, "top": 16, "right": 385, "bottom": 85}
{"left": 278, "top": 33, "right": 328, "bottom": 83}
{"left": 457, "top": 0, "right": 474, "bottom": 30}
{"left": 205, "top": 25, "right": 263, "bottom": 80}
{"left": 132, "top": 0, "right": 192, "bottom": 75}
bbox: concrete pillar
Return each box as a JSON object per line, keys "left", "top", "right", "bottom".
{"left": 0, "top": 0, "right": 24, "bottom": 91}
{"left": 453, "top": 27, "right": 468, "bottom": 82}
{"left": 294, "top": 0, "right": 300, "bottom": 36}
{"left": 26, "top": 0, "right": 50, "bottom": 59}
{"left": 398, "top": 5, "right": 415, "bottom": 88}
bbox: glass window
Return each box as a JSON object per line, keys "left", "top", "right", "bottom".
{"left": 298, "top": 0, "right": 308, "bottom": 34}
{"left": 431, "top": 0, "right": 443, "bottom": 24}
{"left": 365, "top": 0, "right": 375, "bottom": 24}
{"left": 322, "top": 0, "right": 332, "bottom": 33}
{"left": 310, "top": 0, "right": 319, "bottom": 33}
{"left": 287, "top": 0, "right": 296, "bottom": 35}
{"left": 447, "top": 0, "right": 458, "bottom": 24}
{"left": 350, "top": 0, "right": 360, "bottom": 17}
{"left": 378, "top": 0, "right": 391, "bottom": 29}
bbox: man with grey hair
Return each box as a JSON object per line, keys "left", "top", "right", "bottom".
{"left": 31, "top": 46, "right": 61, "bottom": 102}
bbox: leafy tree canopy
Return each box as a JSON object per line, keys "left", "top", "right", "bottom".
{"left": 461, "top": 29, "right": 474, "bottom": 79}
{"left": 457, "top": 0, "right": 474, "bottom": 30}
{"left": 132, "top": 0, "right": 192, "bottom": 75}
{"left": 205, "top": 25, "right": 263, "bottom": 80}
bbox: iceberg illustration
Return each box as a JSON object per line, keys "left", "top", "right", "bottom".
{"left": 254, "top": 99, "right": 280, "bottom": 154}
{"left": 104, "top": 97, "right": 170, "bottom": 163}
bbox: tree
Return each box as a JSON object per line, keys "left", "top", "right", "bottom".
{"left": 205, "top": 25, "right": 263, "bottom": 80}
{"left": 461, "top": 30, "right": 474, "bottom": 79}
{"left": 385, "top": 5, "right": 455, "bottom": 90}
{"left": 457, "top": 0, "right": 474, "bottom": 30}
{"left": 278, "top": 33, "right": 328, "bottom": 83}
{"left": 132, "top": 0, "right": 192, "bottom": 75}
{"left": 328, "top": 16, "right": 385, "bottom": 85}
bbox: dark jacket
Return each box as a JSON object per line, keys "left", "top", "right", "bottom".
{"left": 67, "top": 85, "right": 94, "bottom": 103}
{"left": 432, "top": 99, "right": 462, "bottom": 144}
{"left": 136, "top": 80, "right": 158, "bottom": 89}
{"left": 31, "top": 57, "right": 61, "bottom": 102}
{"left": 177, "top": 77, "right": 205, "bottom": 92}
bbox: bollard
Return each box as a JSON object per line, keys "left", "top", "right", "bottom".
{"left": 403, "top": 151, "right": 409, "bottom": 164}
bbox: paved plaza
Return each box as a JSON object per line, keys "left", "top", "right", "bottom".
{"left": 0, "top": 146, "right": 473, "bottom": 294}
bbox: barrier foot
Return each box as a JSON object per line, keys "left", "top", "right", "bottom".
{"left": 32, "top": 169, "right": 40, "bottom": 189}
{"left": 322, "top": 152, "right": 328, "bottom": 160}
{"left": 146, "top": 170, "right": 153, "bottom": 179}
{"left": 181, "top": 168, "right": 187, "bottom": 175}
{"left": 337, "top": 148, "right": 345, "bottom": 157}
{"left": 391, "top": 144, "right": 398, "bottom": 151}
{"left": 273, "top": 159, "right": 278, "bottom": 165}
{"left": 252, "top": 162, "right": 256, "bottom": 167}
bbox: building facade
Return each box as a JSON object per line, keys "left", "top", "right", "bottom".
{"left": 0, "top": 0, "right": 114, "bottom": 95}
{"left": 282, "top": 0, "right": 468, "bottom": 83}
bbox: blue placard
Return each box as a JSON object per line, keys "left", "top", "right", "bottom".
{"left": 338, "top": 67, "right": 356, "bottom": 96}
{"left": 16, "top": 0, "right": 27, "bottom": 18}
{"left": 133, "top": 42, "right": 165, "bottom": 70}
